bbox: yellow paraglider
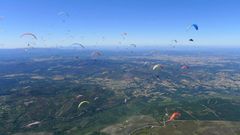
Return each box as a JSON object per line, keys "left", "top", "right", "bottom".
{"left": 78, "top": 101, "right": 90, "bottom": 109}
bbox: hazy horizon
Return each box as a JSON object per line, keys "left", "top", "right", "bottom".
{"left": 1, "top": 0, "right": 240, "bottom": 48}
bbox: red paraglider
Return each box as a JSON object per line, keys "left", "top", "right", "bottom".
{"left": 167, "top": 112, "right": 181, "bottom": 123}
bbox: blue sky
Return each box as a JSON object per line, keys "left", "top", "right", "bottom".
{"left": 0, "top": 0, "right": 240, "bottom": 48}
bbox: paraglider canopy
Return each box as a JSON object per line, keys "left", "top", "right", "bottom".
{"left": 76, "top": 94, "right": 83, "bottom": 99}
{"left": 78, "top": 101, "right": 90, "bottom": 108}
{"left": 181, "top": 65, "right": 189, "bottom": 69}
{"left": 170, "top": 40, "right": 178, "bottom": 48}
{"left": 91, "top": 51, "right": 102, "bottom": 58}
{"left": 122, "top": 32, "right": 128, "bottom": 36}
{"left": 173, "top": 40, "right": 178, "bottom": 43}
{"left": 71, "top": 43, "right": 85, "bottom": 48}
{"left": 57, "top": 11, "right": 69, "bottom": 17}
{"left": 167, "top": 112, "right": 181, "bottom": 122}
{"left": 58, "top": 11, "right": 69, "bottom": 23}
{"left": 191, "top": 24, "right": 199, "bottom": 31}
{"left": 21, "top": 33, "right": 37, "bottom": 40}
{"left": 121, "top": 32, "right": 128, "bottom": 40}
{"left": 152, "top": 64, "right": 164, "bottom": 71}
{"left": 189, "top": 39, "right": 194, "bottom": 42}
{"left": 188, "top": 24, "right": 199, "bottom": 31}
{"left": 25, "top": 121, "right": 41, "bottom": 128}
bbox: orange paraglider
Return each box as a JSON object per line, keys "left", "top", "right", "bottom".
{"left": 167, "top": 112, "right": 181, "bottom": 123}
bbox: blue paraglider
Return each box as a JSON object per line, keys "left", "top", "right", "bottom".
{"left": 187, "top": 24, "right": 199, "bottom": 31}
{"left": 191, "top": 24, "right": 199, "bottom": 31}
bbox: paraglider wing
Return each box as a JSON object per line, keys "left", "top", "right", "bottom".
{"left": 91, "top": 51, "right": 102, "bottom": 57}
{"left": 58, "top": 11, "right": 69, "bottom": 22}
{"left": 173, "top": 40, "right": 178, "bottom": 43}
{"left": 21, "top": 33, "right": 37, "bottom": 40}
{"left": 189, "top": 39, "right": 194, "bottom": 42}
{"left": 167, "top": 112, "right": 181, "bottom": 122}
{"left": 58, "top": 11, "right": 69, "bottom": 17}
{"left": 78, "top": 101, "right": 90, "bottom": 108}
{"left": 26, "top": 121, "right": 41, "bottom": 128}
{"left": 181, "top": 65, "right": 189, "bottom": 69}
{"left": 192, "top": 24, "right": 199, "bottom": 31}
{"left": 153, "top": 65, "right": 159, "bottom": 70}
{"left": 121, "top": 32, "right": 128, "bottom": 40}
{"left": 76, "top": 94, "right": 83, "bottom": 99}
{"left": 123, "top": 32, "right": 128, "bottom": 36}
{"left": 152, "top": 64, "right": 163, "bottom": 71}
{"left": 170, "top": 40, "right": 178, "bottom": 48}
{"left": 71, "top": 43, "right": 85, "bottom": 48}
{"left": 124, "top": 98, "right": 127, "bottom": 104}
{"left": 187, "top": 24, "right": 199, "bottom": 31}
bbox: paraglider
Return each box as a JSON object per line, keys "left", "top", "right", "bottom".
{"left": 21, "top": 33, "right": 37, "bottom": 47}
{"left": 76, "top": 94, "right": 83, "bottom": 99}
{"left": 121, "top": 32, "right": 128, "bottom": 40}
{"left": 181, "top": 65, "right": 189, "bottom": 69}
{"left": 188, "top": 24, "right": 199, "bottom": 31}
{"left": 167, "top": 112, "right": 181, "bottom": 123}
{"left": 78, "top": 101, "right": 89, "bottom": 108}
{"left": 71, "top": 43, "right": 85, "bottom": 48}
{"left": 25, "top": 121, "right": 41, "bottom": 128}
{"left": 58, "top": 11, "right": 69, "bottom": 17}
{"left": 58, "top": 11, "right": 69, "bottom": 22}
{"left": 173, "top": 40, "right": 178, "bottom": 43}
{"left": 91, "top": 51, "right": 102, "bottom": 58}
{"left": 186, "top": 24, "right": 199, "bottom": 45}
{"left": 152, "top": 64, "right": 164, "bottom": 71}
{"left": 143, "top": 61, "right": 149, "bottom": 65}
{"left": 160, "top": 112, "right": 181, "bottom": 127}
{"left": 191, "top": 24, "right": 199, "bottom": 31}
{"left": 189, "top": 39, "right": 194, "bottom": 42}
{"left": 122, "top": 32, "right": 128, "bottom": 36}
{"left": 170, "top": 40, "right": 178, "bottom": 48}
{"left": 94, "top": 97, "right": 99, "bottom": 101}
{"left": 21, "top": 33, "right": 37, "bottom": 40}
{"left": 124, "top": 98, "right": 127, "bottom": 104}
